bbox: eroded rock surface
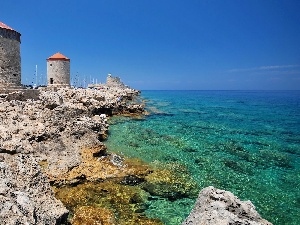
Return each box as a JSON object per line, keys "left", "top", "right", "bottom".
{"left": 0, "top": 84, "right": 144, "bottom": 182}
{"left": 182, "top": 186, "right": 273, "bottom": 225}
{"left": 0, "top": 81, "right": 145, "bottom": 224}
{"left": 0, "top": 153, "right": 68, "bottom": 224}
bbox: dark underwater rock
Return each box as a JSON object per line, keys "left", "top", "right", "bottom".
{"left": 142, "top": 164, "right": 199, "bottom": 200}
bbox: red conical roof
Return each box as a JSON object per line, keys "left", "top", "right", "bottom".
{"left": 0, "top": 21, "right": 18, "bottom": 32}
{"left": 47, "top": 52, "right": 70, "bottom": 61}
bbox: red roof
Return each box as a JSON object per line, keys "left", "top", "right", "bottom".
{"left": 47, "top": 52, "right": 70, "bottom": 61}
{"left": 0, "top": 21, "right": 16, "bottom": 31}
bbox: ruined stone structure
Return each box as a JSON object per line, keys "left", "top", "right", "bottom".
{"left": 88, "top": 74, "right": 129, "bottom": 90}
{"left": 106, "top": 74, "right": 127, "bottom": 88}
{"left": 0, "top": 22, "right": 21, "bottom": 88}
{"left": 47, "top": 52, "right": 70, "bottom": 87}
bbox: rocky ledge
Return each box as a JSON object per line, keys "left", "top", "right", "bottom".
{"left": 0, "top": 76, "right": 146, "bottom": 224}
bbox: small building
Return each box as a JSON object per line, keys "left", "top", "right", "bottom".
{"left": 0, "top": 21, "right": 21, "bottom": 88}
{"left": 47, "top": 52, "right": 70, "bottom": 87}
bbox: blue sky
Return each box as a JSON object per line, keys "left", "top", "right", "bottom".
{"left": 1, "top": 0, "right": 300, "bottom": 90}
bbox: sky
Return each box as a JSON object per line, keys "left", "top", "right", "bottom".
{"left": 1, "top": 0, "right": 300, "bottom": 90}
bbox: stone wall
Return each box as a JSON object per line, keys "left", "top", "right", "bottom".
{"left": 0, "top": 36, "right": 21, "bottom": 87}
{"left": 0, "top": 28, "right": 21, "bottom": 42}
{"left": 47, "top": 60, "right": 70, "bottom": 86}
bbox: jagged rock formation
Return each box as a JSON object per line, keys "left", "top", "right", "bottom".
{"left": 0, "top": 85, "right": 145, "bottom": 224}
{"left": 182, "top": 186, "right": 273, "bottom": 225}
{"left": 0, "top": 153, "right": 68, "bottom": 224}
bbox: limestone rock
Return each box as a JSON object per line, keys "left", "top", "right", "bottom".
{"left": 0, "top": 84, "right": 143, "bottom": 182}
{"left": 0, "top": 82, "right": 145, "bottom": 223}
{"left": 182, "top": 186, "right": 273, "bottom": 225}
{"left": 0, "top": 153, "right": 68, "bottom": 224}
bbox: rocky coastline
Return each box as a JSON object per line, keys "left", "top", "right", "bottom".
{"left": 0, "top": 79, "right": 148, "bottom": 224}
{"left": 0, "top": 79, "right": 272, "bottom": 224}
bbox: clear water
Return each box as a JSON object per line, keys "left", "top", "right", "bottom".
{"left": 104, "top": 90, "right": 300, "bottom": 225}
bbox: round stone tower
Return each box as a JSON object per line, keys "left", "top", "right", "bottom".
{"left": 47, "top": 52, "right": 70, "bottom": 87}
{"left": 0, "top": 21, "right": 21, "bottom": 88}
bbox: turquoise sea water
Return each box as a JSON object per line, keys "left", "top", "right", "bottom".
{"left": 104, "top": 90, "right": 300, "bottom": 225}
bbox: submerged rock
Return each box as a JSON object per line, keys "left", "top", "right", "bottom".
{"left": 55, "top": 180, "right": 163, "bottom": 225}
{"left": 142, "top": 163, "right": 199, "bottom": 200}
{"left": 182, "top": 186, "right": 273, "bottom": 225}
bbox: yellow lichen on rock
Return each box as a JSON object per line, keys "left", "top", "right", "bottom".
{"left": 54, "top": 180, "right": 163, "bottom": 225}
{"left": 48, "top": 145, "right": 152, "bottom": 185}
{"left": 38, "top": 159, "right": 48, "bottom": 171}
{"left": 71, "top": 206, "right": 116, "bottom": 225}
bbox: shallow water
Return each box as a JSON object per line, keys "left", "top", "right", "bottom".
{"left": 104, "top": 90, "right": 300, "bottom": 225}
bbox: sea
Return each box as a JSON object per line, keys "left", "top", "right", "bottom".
{"left": 104, "top": 90, "right": 300, "bottom": 225}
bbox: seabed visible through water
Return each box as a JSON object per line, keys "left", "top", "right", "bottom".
{"left": 56, "top": 90, "right": 300, "bottom": 225}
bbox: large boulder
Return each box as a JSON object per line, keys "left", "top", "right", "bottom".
{"left": 0, "top": 153, "right": 68, "bottom": 224}
{"left": 182, "top": 186, "right": 272, "bottom": 225}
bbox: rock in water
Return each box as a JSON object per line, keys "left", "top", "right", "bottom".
{"left": 0, "top": 153, "right": 68, "bottom": 224}
{"left": 182, "top": 186, "right": 272, "bottom": 225}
